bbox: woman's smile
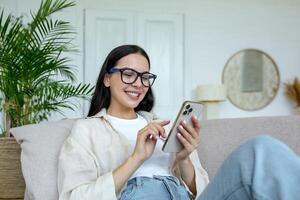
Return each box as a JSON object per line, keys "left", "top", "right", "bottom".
{"left": 125, "top": 90, "right": 140, "bottom": 98}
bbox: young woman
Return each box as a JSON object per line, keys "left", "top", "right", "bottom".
{"left": 58, "top": 44, "right": 300, "bottom": 200}
{"left": 58, "top": 44, "right": 209, "bottom": 200}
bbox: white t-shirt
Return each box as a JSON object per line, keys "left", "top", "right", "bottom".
{"left": 107, "top": 113, "right": 172, "bottom": 179}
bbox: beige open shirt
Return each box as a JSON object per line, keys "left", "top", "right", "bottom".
{"left": 58, "top": 109, "right": 209, "bottom": 200}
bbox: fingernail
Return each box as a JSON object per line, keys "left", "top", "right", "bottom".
{"left": 183, "top": 120, "right": 187, "bottom": 124}
{"left": 194, "top": 115, "right": 198, "bottom": 119}
{"left": 160, "top": 136, "right": 166, "bottom": 141}
{"left": 177, "top": 133, "right": 182, "bottom": 137}
{"left": 179, "top": 125, "right": 183, "bottom": 129}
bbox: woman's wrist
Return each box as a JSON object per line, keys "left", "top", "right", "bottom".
{"left": 177, "top": 157, "right": 194, "bottom": 181}
{"left": 131, "top": 153, "right": 145, "bottom": 166}
{"left": 177, "top": 157, "right": 191, "bottom": 168}
{"left": 177, "top": 157, "right": 196, "bottom": 194}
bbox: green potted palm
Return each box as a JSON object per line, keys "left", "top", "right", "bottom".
{"left": 0, "top": 0, "right": 94, "bottom": 197}
{"left": 0, "top": 0, "right": 94, "bottom": 137}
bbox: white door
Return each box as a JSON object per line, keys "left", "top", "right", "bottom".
{"left": 84, "top": 10, "right": 183, "bottom": 120}
{"left": 136, "top": 13, "right": 184, "bottom": 119}
{"left": 84, "top": 10, "right": 135, "bottom": 85}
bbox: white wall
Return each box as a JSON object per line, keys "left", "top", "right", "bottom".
{"left": 1, "top": 0, "right": 300, "bottom": 121}
{"left": 184, "top": 1, "right": 300, "bottom": 118}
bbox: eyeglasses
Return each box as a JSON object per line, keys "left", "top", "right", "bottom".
{"left": 107, "top": 67, "right": 157, "bottom": 87}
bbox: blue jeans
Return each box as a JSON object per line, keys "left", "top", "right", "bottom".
{"left": 119, "top": 175, "right": 191, "bottom": 200}
{"left": 199, "top": 135, "right": 300, "bottom": 200}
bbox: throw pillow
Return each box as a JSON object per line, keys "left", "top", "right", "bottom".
{"left": 10, "top": 119, "right": 77, "bottom": 200}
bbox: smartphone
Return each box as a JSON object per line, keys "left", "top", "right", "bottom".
{"left": 162, "top": 101, "right": 204, "bottom": 153}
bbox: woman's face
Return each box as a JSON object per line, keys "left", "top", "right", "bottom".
{"left": 105, "top": 53, "right": 150, "bottom": 112}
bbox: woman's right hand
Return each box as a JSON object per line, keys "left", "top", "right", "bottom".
{"left": 132, "top": 120, "right": 170, "bottom": 162}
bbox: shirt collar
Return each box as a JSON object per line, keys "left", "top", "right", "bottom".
{"left": 89, "top": 108, "right": 156, "bottom": 123}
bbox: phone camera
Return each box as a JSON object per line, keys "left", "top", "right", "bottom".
{"left": 185, "top": 104, "right": 190, "bottom": 109}
{"left": 189, "top": 108, "right": 193, "bottom": 113}
{"left": 183, "top": 110, "right": 187, "bottom": 115}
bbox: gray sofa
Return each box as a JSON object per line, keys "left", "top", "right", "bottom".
{"left": 198, "top": 115, "right": 300, "bottom": 177}
{"left": 1, "top": 115, "right": 299, "bottom": 199}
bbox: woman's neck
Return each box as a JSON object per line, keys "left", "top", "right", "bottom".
{"left": 107, "top": 106, "right": 137, "bottom": 119}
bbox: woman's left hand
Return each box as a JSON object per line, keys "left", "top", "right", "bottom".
{"left": 175, "top": 115, "right": 201, "bottom": 161}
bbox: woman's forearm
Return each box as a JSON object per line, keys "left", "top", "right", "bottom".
{"left": 178, "top": 158, "right": 196, "bottom": 195}
{"left": 112, "top": 154, "right": 142, "bottom": 194}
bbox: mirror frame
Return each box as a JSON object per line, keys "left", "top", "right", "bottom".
{"left": 222, "top": 48, "right": 280, "bottom": 111}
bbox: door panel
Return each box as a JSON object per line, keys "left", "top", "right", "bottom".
{"left": 137, "top": 13, "right": 183, "bottom": 119}
{"left": 84, "top": 10, "right": 134, "bottom": 114}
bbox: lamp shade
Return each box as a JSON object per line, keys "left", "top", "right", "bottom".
{"left": 196, "top": 84, "right": 226, "bottom": 102}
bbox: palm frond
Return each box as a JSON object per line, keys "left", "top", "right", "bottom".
{"left": 0, "top": 0, "right": 94, "bottom": 131}
{"left": 37, "top": 0, "right": 75, "bottom": 19}
{"left": 23, "top": 81, "right": 93, "bottom": 123}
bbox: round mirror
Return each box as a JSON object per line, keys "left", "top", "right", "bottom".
{"left": 222, "top": 49, "right": 280, "bottom": 111}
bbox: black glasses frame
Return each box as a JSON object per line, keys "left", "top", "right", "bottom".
{"left": 107, "top": 67, "right": 157, "bottom": 87}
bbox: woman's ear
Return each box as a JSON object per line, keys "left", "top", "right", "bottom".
{"left": 104, "top": 74, "right": 110, "bottom": 87}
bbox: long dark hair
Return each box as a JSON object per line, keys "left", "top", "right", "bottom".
{"left": 87, "top": 45, "right": 155, "bottom": 117}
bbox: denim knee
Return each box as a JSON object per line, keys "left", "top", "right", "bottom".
{"left": 246, "top": 135, "right": 285, "bottom": 152}
{"left": 227, "top": 135, "right": 281, "bottom": 170}
{"left": 235, "top": 134, "right": 291, "bottom": 168}
{"left": 248, "top": 135, "right": 278, "bottom": 145}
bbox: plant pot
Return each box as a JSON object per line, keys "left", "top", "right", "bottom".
{"left": 0, "top": 137, "right": 25, "bottom": 199}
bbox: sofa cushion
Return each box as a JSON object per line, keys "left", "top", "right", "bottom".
{"left": 198, "top": 115, "right": 300, "bottom": 178}
{"left": 10, "top": 119, "right": 77, "bottom": 200}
